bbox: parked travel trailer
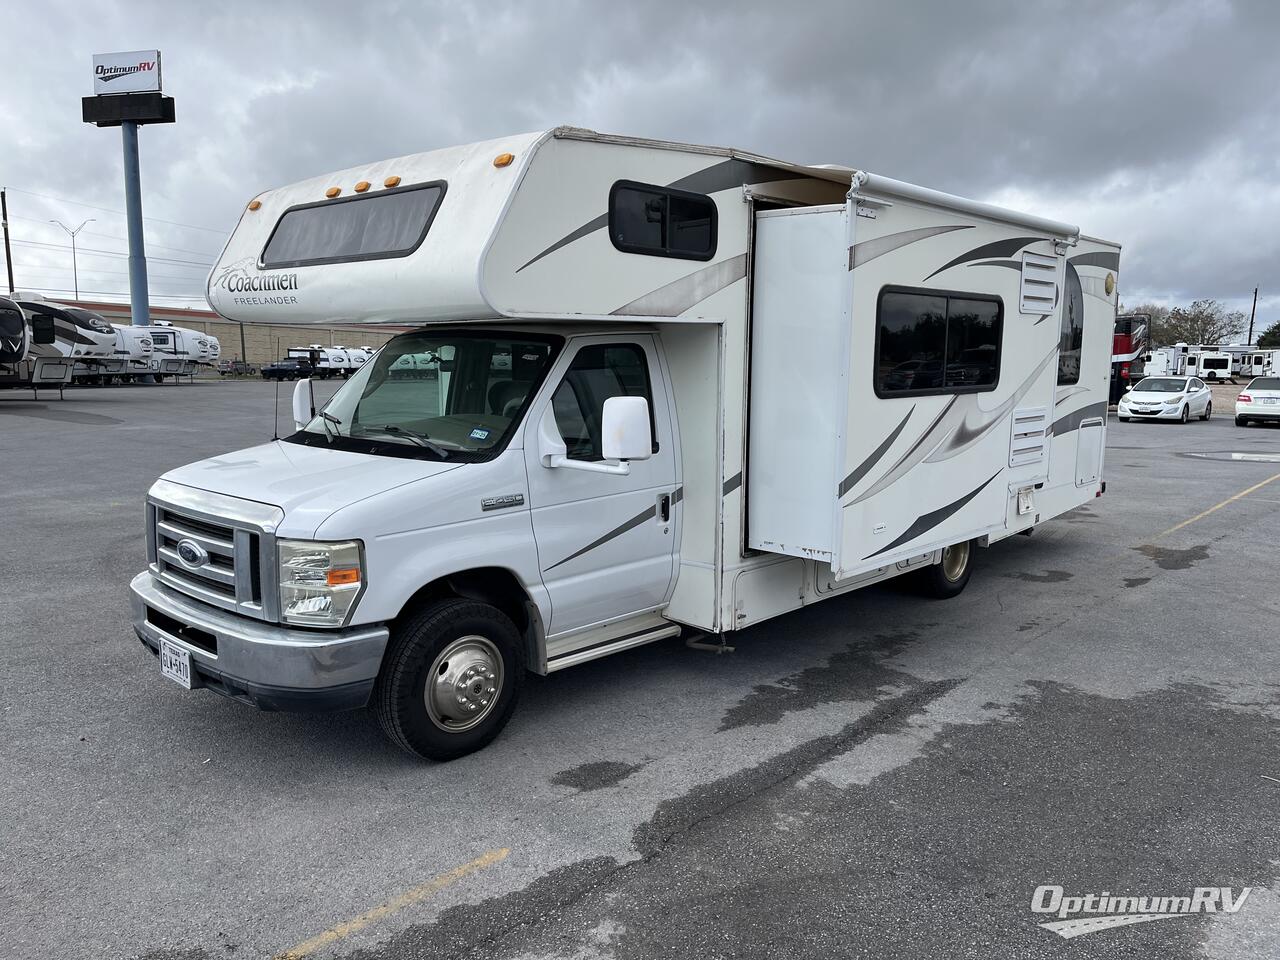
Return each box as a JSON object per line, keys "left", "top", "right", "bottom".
{"left": 141, "top": 322, "right": 213, "bottom": 377}
{"left": 132, "top": 127, "right": 1118, "bottom": 760}
{"left": 1187, "top": 349, "right": 1234, "bottom": 382}
{"left": 105, "top": 323, "right": 157, "bottom": 379}
{"left": 1141, "top": 343, "right": 1189, "bottom": 377}
{"left": 0, "top": 296, "right": 114, "bottom": 391}
{"left": 1238, "top": 349, "right": 1280, "bottom": 378}
{"left": 0, "top": 295, "right": 29, "bottom": 366}
{"left": 288, "top": 344, "right": 349, "bottom": 377}
{"left": 1111, "top": 313, "right": 1150, "bottom": 402}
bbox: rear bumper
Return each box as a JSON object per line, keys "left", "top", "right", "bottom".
{"left": 1236, "top": 407, "right": 1280, "bottom": 420}
{"left": 130, "top": 571, "right": 389, "bottom": 712}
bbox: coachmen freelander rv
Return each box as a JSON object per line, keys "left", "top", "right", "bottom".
{"left": 130, "top": 127, "right": 1118, "bottom": 761}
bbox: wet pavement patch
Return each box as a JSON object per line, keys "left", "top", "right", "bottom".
{"left": 343, "top": 682, "right": 1280, "bottom": 960}
{"left": 1124, "top": 576, "right": 1152, "bottom": 588}
{"left": 1134, "top": 544, "right": 1210, "bottom": 571}
{"left": 551, "top": 759, "right": 646, "bottom": 792}
{"left": 717, "top": 632, "right": 921, "bottom": 732}
{"left": 0, "top": 404, "right": 122, "bottom": 425}
{"left": 1003, "top": 570, "right": 1073, "bottom": 584}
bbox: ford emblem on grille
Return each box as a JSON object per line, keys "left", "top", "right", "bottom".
{"left": 176, "top": 539, "right": 209, "bottom": 569}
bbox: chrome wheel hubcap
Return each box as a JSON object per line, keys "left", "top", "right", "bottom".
{"left": 941, "top": 542, "right": 970, "bottom": 582}
{"left": 426, "top": 635, "right": 503, "bottom": 732}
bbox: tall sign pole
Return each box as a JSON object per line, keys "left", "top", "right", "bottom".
{"left": 82, "top": 50, "right": 174, "bottom": 325}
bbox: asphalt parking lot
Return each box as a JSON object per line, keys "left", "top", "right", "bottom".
{"left": 3, "top": 380, "right": 1280, "bottom": 960}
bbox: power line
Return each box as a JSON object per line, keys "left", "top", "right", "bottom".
{"left": 3, "top": 186, "right": 229, "bottom": 235}
{"left": 12, "top": 260, "right": 209, "bottom": 284}
{"left": 11, "top": 238, "right": 213, "bottom": 268}
{"left": 32, "top": 286, "right": 210, "bottom": 301}
{"left": 9, "top": 214, "right": 222, "bottom": 258}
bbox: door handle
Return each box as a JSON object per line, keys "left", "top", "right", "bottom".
{"left": 657, "top": 493, "right": 671, "bottom": 523}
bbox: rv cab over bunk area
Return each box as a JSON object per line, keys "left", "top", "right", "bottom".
{"left": 131, "top": 127, "right": 1118, "bottom": 759}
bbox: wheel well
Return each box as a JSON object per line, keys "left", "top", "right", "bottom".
{"left": 395, "top": 568, "right": 541, "bottom": 669}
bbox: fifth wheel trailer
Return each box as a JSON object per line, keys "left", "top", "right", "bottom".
{"left": 129, "top": 127, "right": 1118, "bottom": 760}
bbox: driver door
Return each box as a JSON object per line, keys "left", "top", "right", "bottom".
{"left": 523, "top": 336, "right": 678, "bottom": 638}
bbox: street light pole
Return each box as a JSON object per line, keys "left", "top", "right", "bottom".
{"left": 49, "top": 218, "right": 95, "bottom": 300}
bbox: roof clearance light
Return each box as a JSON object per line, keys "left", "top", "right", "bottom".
{"left": 493, "top": 152, "right": 515, "bottom": 168}
{"left": 354, "top": 181, "right": 370, "bottom": 193}
{"left": 247, "top": 199, "right": 262, "bottom": 211}
{"left": 384, "top": 175, "right": 401, "bottom": 188}
{"left": 325, "top": 186, "right": 341, "bottom": 198}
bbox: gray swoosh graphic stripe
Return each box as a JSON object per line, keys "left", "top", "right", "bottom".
{"left": 611, "top": 254, "right": 747, "bottom": 316}
{"left": 1068, "top": 251, "right": 1120, "bottom": 271}
{"left": 864, "top": 472, "right": 1000, "bottom": 560}
{"left": 516, "top": 158, "right": 797, "bottom": 273}
{"left": 723, "top": 473, "right": 742, "bottom": 496}
{"left": 851, "top": 396, "right": 959, "bottom": 504}
{"left": 850, "top": 225, "right": 973, "bottom": 270}
{"left": 924, "top": 345, "right": 1059, "bottom": 463}
{"left": 545, "top": 503, "right": 657, "bottom": 571}
{"left": 924, "top": 236, "right": 1042, "bottom": 282}
{"left": 1050, "top": 401, "right": 1108, "bottom": 436}
{"left": 967, "top": 258, "right": 1023, "bottom": 272}
{"left": 838, "top": 406, "right": 914, "bottom": 498}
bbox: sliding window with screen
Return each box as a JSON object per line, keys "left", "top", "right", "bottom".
{"left": 608, "top": 180, "right": 717, "bottom": 261}
{"left": 875, "top": 286, "right": 1003, "bottom": 397}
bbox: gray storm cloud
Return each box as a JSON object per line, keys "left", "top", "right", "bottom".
{"left": 2, "top": 0, "right": 1277, "bottom": 326}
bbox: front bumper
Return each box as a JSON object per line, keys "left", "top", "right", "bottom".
{"left": 1119, "top": 402, "right": 1182, "bottom": 419}
{"left": 130, "top": 571, "right": 389, "bottom": 712}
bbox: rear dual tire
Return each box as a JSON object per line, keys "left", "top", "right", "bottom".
{"left": 374, "top": 599, "right": 523, "bottom": 761}
{"left": 914, "top": 540, "right": 975, "bottom": 599}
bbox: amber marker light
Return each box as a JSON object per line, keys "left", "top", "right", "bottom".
{"left": 325, "top": 186, "right": 341, "bottom": 198}
{"left": 327, "top": 568, "right": 361, "bottom": 586}
{"left": 247, "top": 199, "right": 262, "bottom": 211}
{"left": 384, "top": 175, "right": 401, "bottom": 188}
{"left": 493, "top": 152, "right": 514, "bottom": 168}
{"left": 354, "top": 180, "right": 371, "bottom": 193}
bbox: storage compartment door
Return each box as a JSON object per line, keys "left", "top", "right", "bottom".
{"left": 746, "top": 205, "right": 851, "bottom": 560}
{"left": 1074, "top": 418, "right": 1104, "bottom": 486}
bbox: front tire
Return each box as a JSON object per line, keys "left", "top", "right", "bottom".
{"left": 1237, "top": 416, "right": 1249, "bottom": 427}
{"left": 374, "top": 599, "right": 523, "bottom": 761}
{"left": 1179, "top": 404, "right": 1190, "bottom": 424}
{"left": 914, "top": 540, "right": 975, "bottom": 599}
{"left": 1201, "top": 402, "right": 1212, "bottom": 421}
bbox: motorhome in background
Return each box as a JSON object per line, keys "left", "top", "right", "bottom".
{"left": 1111, "top": 313, "right": 1150, "bottom": 402}
{"left": 1140, "top": 343, "right": 1189, "bottom": 377}
{"left": 1187, "top": 348, "right": 1234, "bottom": 382}
{"left": 131, "top": 126, "right": 1119, "bottom": 760}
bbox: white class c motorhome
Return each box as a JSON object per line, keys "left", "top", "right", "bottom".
{"left": 130, "top": 127, "right": 1118, "bottom": 760}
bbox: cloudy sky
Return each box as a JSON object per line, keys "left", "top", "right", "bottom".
{"left": 2, "top": 0, "right": 1278, "bottom": 333}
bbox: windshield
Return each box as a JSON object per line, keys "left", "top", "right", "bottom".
{"left": 1133, "top": 378, "right": 1187, "bottom": 393}
{"left": 289, "top": 330, "right": 561, "bottom": 461}
{"left": 1249, "top": 377, "right": 1280, "bottom": 390}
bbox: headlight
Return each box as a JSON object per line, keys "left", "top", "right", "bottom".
{"left": 1164, "top": 397, "right": 1183, "bottom": 405}
{"left": 277, "top": 539, "right": 364, "bottom": 626}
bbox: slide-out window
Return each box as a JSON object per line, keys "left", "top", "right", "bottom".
{"left": 262, "top": 181, "right": 446, "bottom": 269}
{"left": 608, "top": 181, "right": 717, "bottom": 261}
{"left": 875, "top": 287, "right": 1002, "bottom": 397}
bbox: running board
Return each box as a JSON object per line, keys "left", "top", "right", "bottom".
{"left": 545, "top": 624, "right": 682, "bottom": 672}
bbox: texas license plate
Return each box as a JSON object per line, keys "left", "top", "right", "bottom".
{"left": 159, "top": 637, "right": 193, "bottom": 689}
{"left": 1264, "top": 398, "right": 1278, "bottom": 405}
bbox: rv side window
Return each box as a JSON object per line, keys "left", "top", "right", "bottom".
{"left": 552, "top": 343, "right": 658, "bottom": 461}
{"left": 261, "top": 181, "right": 446, "bottom": 269}
{"left": 875, "top": 288, "right": 1002, "bottom": 396}
{"left": 609, "top": 181, "right": 717, "bottom": 261}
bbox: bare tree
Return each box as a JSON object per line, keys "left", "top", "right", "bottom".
{"left": 1161, "top": 299, "right": 1246, "bottom": 346}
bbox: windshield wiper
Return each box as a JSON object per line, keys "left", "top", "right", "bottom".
{"left": 366, "top": 424, "right": 449, "bottom": 458}
{"left": 320, "top": 410, "right": 342, "bottom": 443}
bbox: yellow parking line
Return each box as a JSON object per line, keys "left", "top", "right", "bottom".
{"left": 274, "top": 848, "right": 510, "bottom": 959}
{"left": 1156, "top": 471, "right": 1280, "bottom": 539}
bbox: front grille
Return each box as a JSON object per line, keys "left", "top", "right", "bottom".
{"left": 147, "top": 488, "right": 277, "bottom": 621}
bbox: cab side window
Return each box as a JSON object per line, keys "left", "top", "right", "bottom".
{"left": 552, "top": 344, "right": 657, "bottom": 461}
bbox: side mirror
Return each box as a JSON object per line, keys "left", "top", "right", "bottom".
{"left": 602, "top": 396, "right": 652, "bottom": 461}
{"left": 291, "top": 378, "right": 315, "bottom": 430}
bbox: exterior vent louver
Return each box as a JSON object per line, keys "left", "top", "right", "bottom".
{"left": 1020, "top": 252, "right": 1059, "bottom": 315}
{"left": 1009, "top": 406, "right": 1049, "bottom": 467}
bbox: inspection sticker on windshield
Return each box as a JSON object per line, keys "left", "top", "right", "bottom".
{"left": 159, "top": 638, "right": 193, "bottom": 689}
{"left": 469, "top": 428, "right": 490, "bottom": 440}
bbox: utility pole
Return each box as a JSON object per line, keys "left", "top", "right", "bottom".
{"left": 1, "top": 188, "right": 14, "bottom": 294}
{"left": 120, "top": 121, "right": 150, "bottom": 325}
{"left": 49, "top": 218, "right": 95, "bottom": 300}
{"left": 1248, "top": 286, "right": 1258, "bottom": 344}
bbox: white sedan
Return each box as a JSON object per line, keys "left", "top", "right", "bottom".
{"left": 1118, "top": 376, "right": 1213, "bottom": 423}
{"left": 1235, "top": 376, "right": 1280, "bottom": 426}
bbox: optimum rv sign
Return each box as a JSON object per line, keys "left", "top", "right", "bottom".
{"left": 92, "top": 50, "right": 162, "bottom": 95}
